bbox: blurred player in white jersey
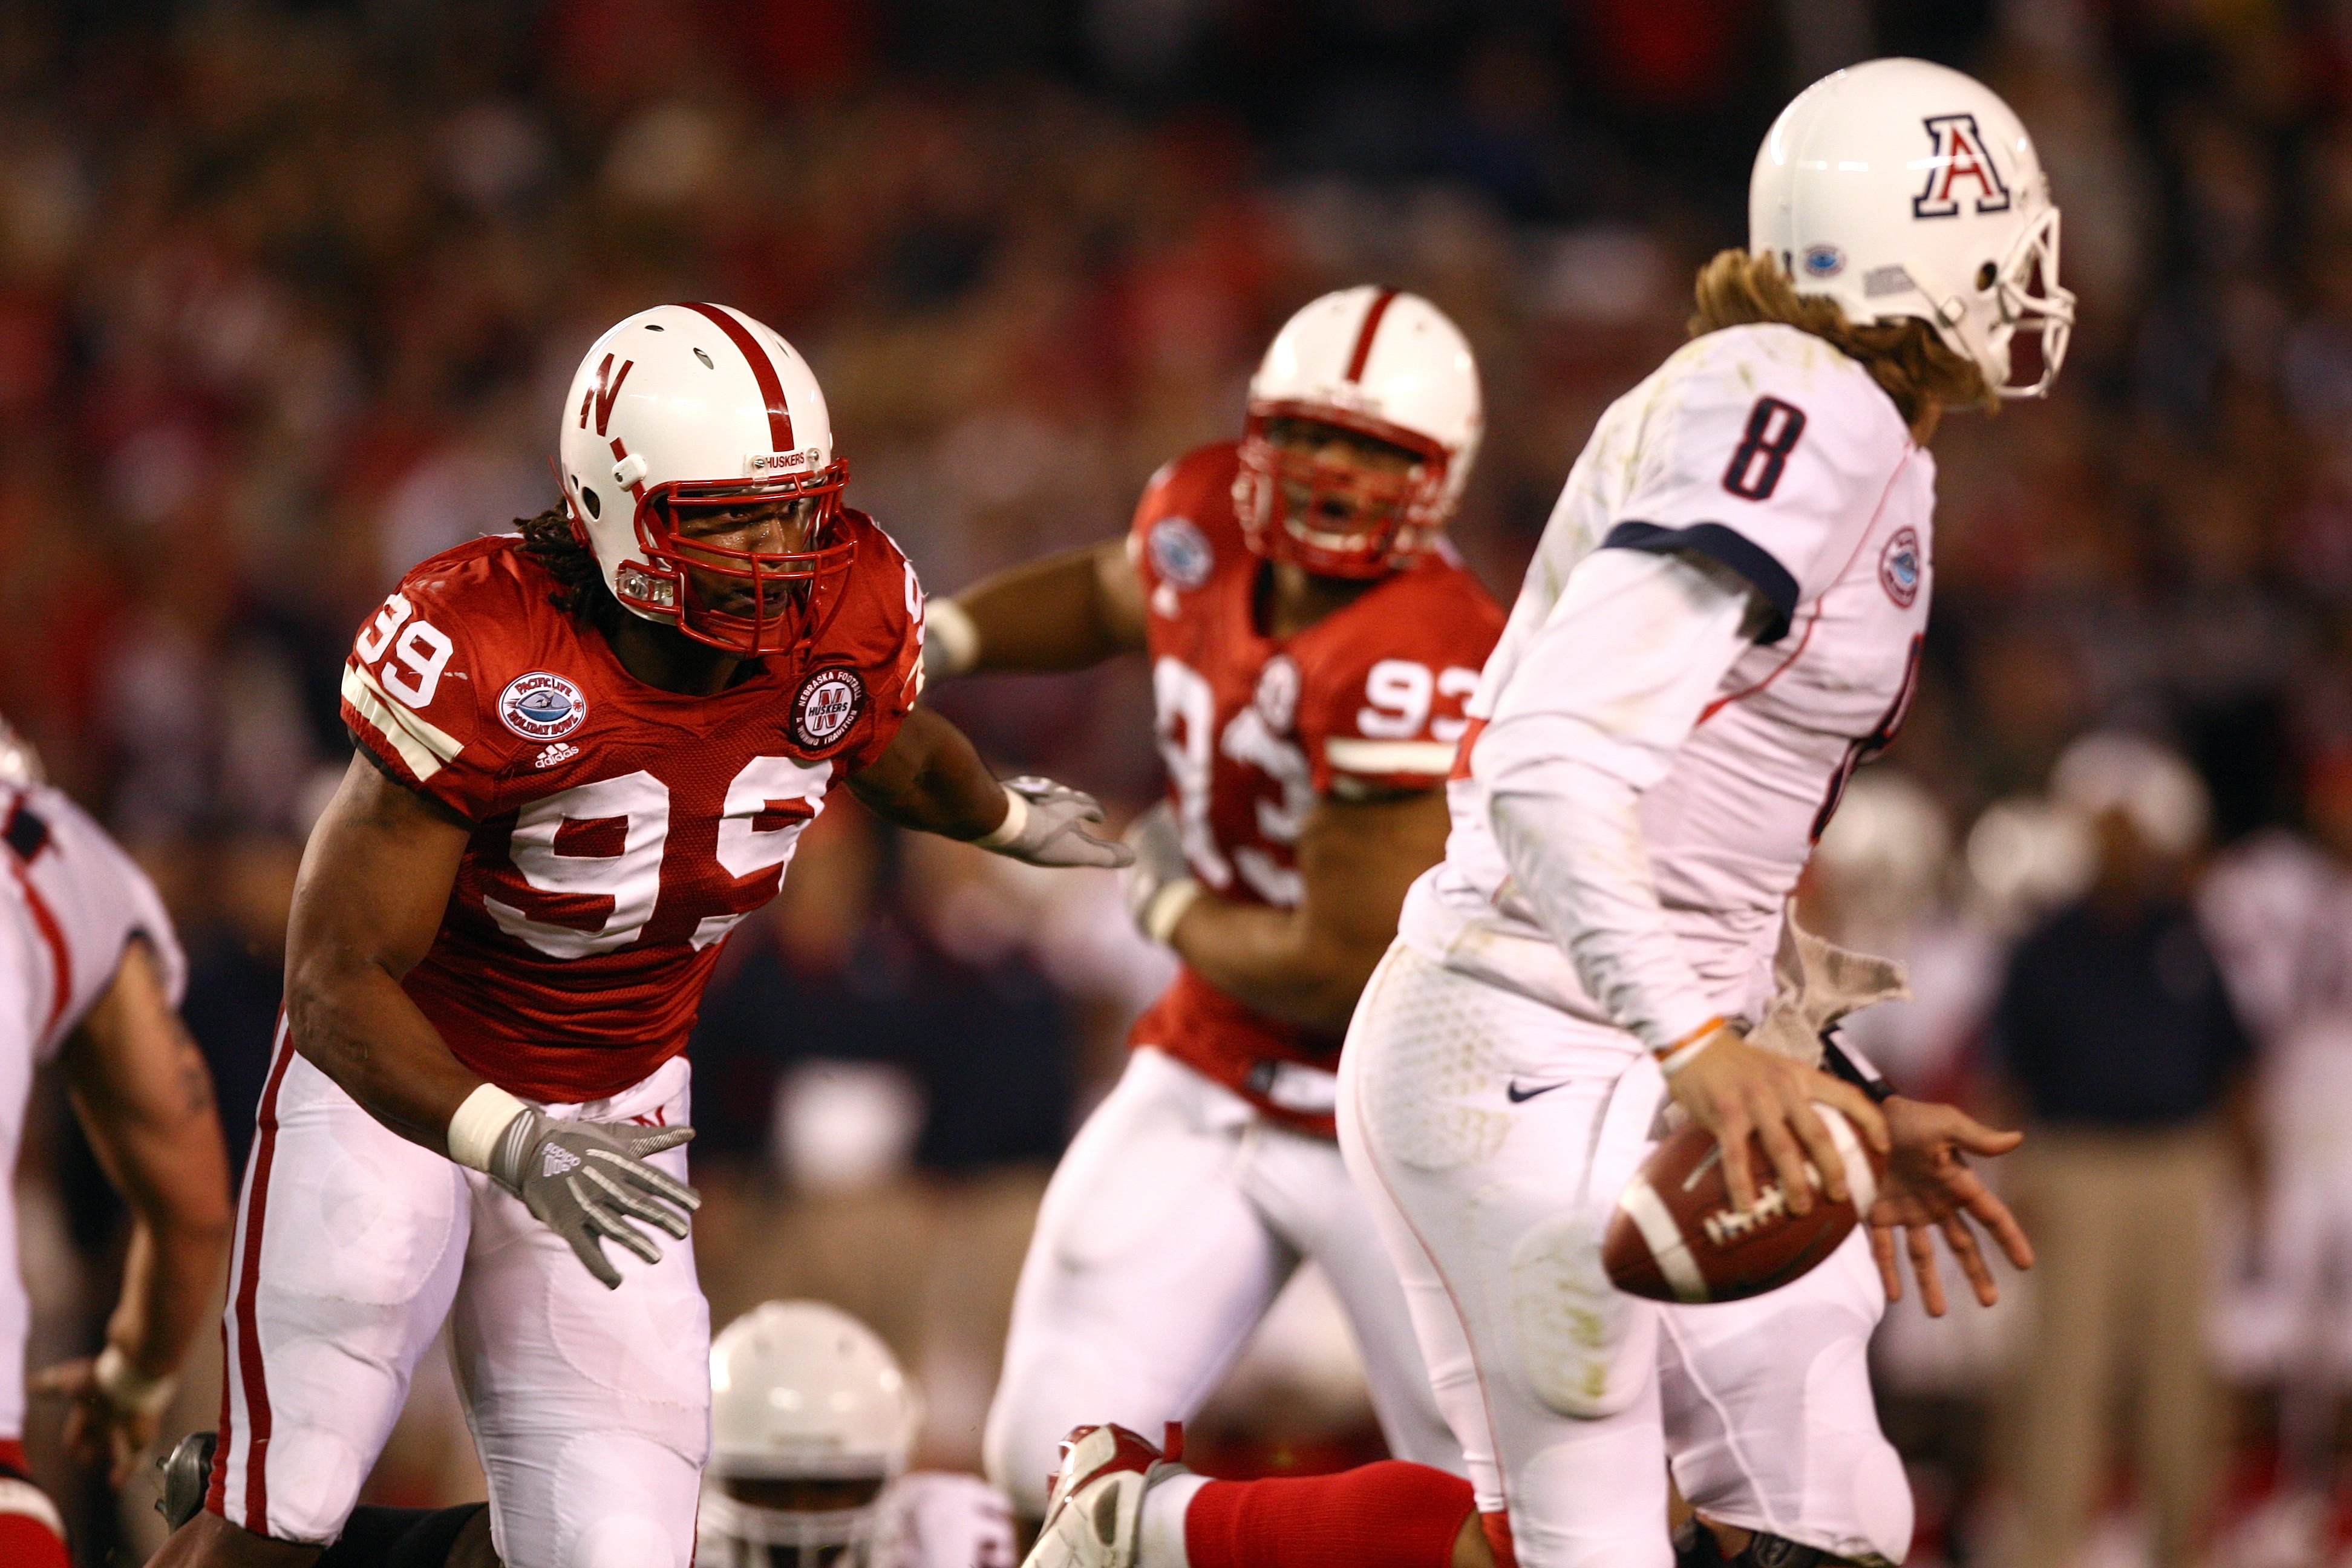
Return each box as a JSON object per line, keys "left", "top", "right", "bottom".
{"left": 699, "top": 1301, "right": 1016, "bottom": 1568}
{"left": 1025, "top": 57, "right": 2056, "bottom": 1568}
{"left": 0, "top": 718, "right": 233, "bottom": 1567}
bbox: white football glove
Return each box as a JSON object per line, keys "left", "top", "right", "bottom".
{"left": 486, "top": 1109, "right": 700, "bottom": 1289}
{"left": 1120, "top": 802, "right": 1202, "bottom": 945}
{"left": 975, "top": 777, "right": 1135, "bottom": 869}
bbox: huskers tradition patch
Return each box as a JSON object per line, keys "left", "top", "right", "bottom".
{"left": 792, "top": 667, "right": 866, "bottom": 750}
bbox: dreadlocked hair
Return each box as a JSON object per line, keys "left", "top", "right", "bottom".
{"left": 517, "top": 505, "right": 609, "bottom": 617}
{"left": 1690, "top": 249, "right": 1995, "bottom": 436}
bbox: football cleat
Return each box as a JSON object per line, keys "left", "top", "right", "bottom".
{"left": 156, "top": 1429, "right": 216, "bottom": 1532}
{"left": 1021, "top": 1424, "right": 1188, "bottom": 1568}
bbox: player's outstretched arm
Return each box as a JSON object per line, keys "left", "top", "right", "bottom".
{"left": 849, "top": 705, "right": 1134, "bottom": 868}
{"left": 1123, "top": 789, "right": 1449, "bottom": 1032}
{"left": 924, "top": 538, "right": 1147, "bottom": 681}
{"left": 30, "top": 939, "right": 234, "bottom": 1484}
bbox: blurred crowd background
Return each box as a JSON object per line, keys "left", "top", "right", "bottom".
{"left": 9, "top": 0, "right": 2352, "bottom": 1563}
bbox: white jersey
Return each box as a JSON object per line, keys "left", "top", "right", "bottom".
{"left": 2200, "top": 831, "right": 2352, "bottom": 1160}
{"left": 0, "top": 779, "right": 184, "bottom": 1442}
{"left": 694, "top": 1472, "right": 1018, "bottom": 1568}
{"left": 0, "top": 779, "right": 186, "bottom": 1063}
{"left": 1401, "top": 322, "right": 1934, "bottom": 1044}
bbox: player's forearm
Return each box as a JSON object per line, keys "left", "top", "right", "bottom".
{"left": 105, "top": 1220, "right": 222, "bottom": 1379}
{"left": 848, "top": 705, "right": 1015, "bottom": 839}
{"left": 1478, "top": 550, "right": 1753, "bottom": 1050}
{"left": 1169, "top": 897, "right": 1377, "bottom": 1033}
{"left": 286, "top": 959, "right": 485, "bottom": 1154}
{"left": 939, "top": 543, "right": 1142, "bottom": 675}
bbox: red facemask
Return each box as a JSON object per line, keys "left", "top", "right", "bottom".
{"left": 1231, "top": 403, "right": 1451, "bottom": 578}
{"left": 574, "top": 463, "right": 858, "bottom": 655}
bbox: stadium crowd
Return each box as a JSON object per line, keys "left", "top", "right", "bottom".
{"left": 7, "top": 0, "right": 2352, "bottom": 1563}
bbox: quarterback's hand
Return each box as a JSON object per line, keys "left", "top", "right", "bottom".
{"left": 1665, "top": 1027, "right": 1889, "bottom": 1214}
{"left": 1121, "top": 802, "right": 1200, "bottom": 944}
{"left": 978, "top": 777, "right": 1135, "bottom": 869}
{"left": 486, "top": 1110, "right": 700, "bottom": 1289}
{"left": 31, "top": 1354, "right": 164, "bottom": 1485}
{"left": 1866, "top": 1096, "right": 2031, "bottom": 1316}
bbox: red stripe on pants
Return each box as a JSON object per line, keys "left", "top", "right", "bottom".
{"left": 229, "top": 1022, "right": 296, "bottom": 1533}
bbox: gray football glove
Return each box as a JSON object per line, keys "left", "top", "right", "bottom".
{"left": 1120, "top": 802, "right": 1201, "bottom": 942}
{"left": 979, "top": 777, "right": 1136, "bottom": 869}
{"left": 486, "top": 1110, "right": 700, "bottom": 1289}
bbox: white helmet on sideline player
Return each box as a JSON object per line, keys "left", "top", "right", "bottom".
{"left": 702, "top": 1300, "right": 922, "bottom": 1567}
{"left": 0, "top": 715, "right": 43, "bottom": 787}
{"left": 1235, "top": 287, "right": 1483, "bottom": 578}
{"left": 557, "top": 303, "right": 854, "bottom": 655}
{"left": 1750, "top": 57, "right": 2074, "bottom": 397}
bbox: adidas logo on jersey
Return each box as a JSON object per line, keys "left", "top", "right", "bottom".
{"left": 534, "top": 743, "right": 580, "bottom": 769}
{"left": 541, "top": 1144, "right": 583, "bottom": 1178}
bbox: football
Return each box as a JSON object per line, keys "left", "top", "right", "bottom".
{"left": 1602, "top": 1104, "right": 1885, "bottom": 1304}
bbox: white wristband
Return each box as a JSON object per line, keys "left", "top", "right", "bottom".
{"left": 975, "top": 784, "right": 1027, "bottom": 850}
{"left": 1658, "top": 1026, "right": 1728, "bottom": 1077}
{"left": 1142, "top": 879, "right": 1204, "bottom": 946}
{"left": 926, "top": 598, "right": 981, "bottom": 678}
{"left": 447, "top": 1082, "right": 531, "bottom": 1173}
{"left": 93, "top": 1344, "right": 177, "bottom": 1417}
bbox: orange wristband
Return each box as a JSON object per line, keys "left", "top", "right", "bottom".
{"left": 1653, "top": 1015, "right": 1728, "bottom": 1076}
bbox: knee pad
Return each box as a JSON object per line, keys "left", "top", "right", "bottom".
{"left": 1508, "top": 1206, "right": 1653, "bottom": 1419}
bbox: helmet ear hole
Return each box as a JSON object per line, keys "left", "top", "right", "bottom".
{"left": 581, "top": 486, "right": 601, "bottom": 519}
{"left": 1977, "top": 261, "right": 1998, "bottom": 290}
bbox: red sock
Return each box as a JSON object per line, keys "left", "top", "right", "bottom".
{"left": 1184, "top": 1462, "right": 1477, "bottom": 1568}
{"left": 0, "top": 1441, "right": 70, "bottom": 1568}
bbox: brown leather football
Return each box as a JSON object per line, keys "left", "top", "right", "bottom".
{"left": 1602, "top": 1103, "right": 1885, "bottom": 1304}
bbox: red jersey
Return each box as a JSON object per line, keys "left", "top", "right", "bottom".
{"left": 339, "top": 518, "right": 923, "bottom": 1102}
{"left": 1126, "top": 442, "right": 1504, "bottom": 1133}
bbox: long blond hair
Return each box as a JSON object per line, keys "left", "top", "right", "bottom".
{"left": 1689, "top": 249, "right": 1993, "bottom": 437}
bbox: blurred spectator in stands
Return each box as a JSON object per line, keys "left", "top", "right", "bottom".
{"left": 2199, "top": 743, "right": 2352, "bottom": 1557}
{"left": 1992, "top": 733, "right": 2258, "bottom": 1568}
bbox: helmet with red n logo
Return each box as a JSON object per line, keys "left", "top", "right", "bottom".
{"left": 1235, "top": 287, "right": 1483, "bottom": 579}
{"left": 557, "top": 303, "right": 854, "bottom": 654}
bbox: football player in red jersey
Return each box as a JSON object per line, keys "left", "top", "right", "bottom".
{"left": 154, "top": 303, "right": 1129, "bottom": 1568}
{"left": 923, "top": 288, "right": 1504, "bottom": 1530}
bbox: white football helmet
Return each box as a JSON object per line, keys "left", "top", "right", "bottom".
{"left": 1750, "top": 57, "right": 2075, "bottom": 397}
{"left": 1235, "top": 287, "right": 1483, "bottom": 577}
{"left": 557, "top": 303, "right": 853, "bottom": 655}
{"left": 0, "top": 715, "right": 43, "bottom": 787}
{"left": 703, "top": 1301, "right": 921, "bottom": 1567}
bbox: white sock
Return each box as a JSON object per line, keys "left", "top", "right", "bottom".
{"left": 1138, "top": 1472, "right": 1210, "bottom": 1568}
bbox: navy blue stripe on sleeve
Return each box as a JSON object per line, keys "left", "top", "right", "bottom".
{"left": 1600, "top": 520, "right": 1798, "bottom": 644}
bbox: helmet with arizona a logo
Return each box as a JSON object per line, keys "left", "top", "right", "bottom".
{"left": 558, "top": 303, "right": 854, "bottom": 655}
{"left": 1750, "top": 58, "right": 2075, "bottom": 397}
{"left": 1234, "top": 287, "right": 1483, "bottom": 578}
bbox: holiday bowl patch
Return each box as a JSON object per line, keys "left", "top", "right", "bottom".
{"left": 793, "top": 667, "right": 866, "bottom": 750}
{"left": 1148, "top": 516, "right": 1214, "bottom": 590}
{"left": 498, "top": 673, "right": 588, "bottom": 740}
{"left": 1878, "top": 527, "right": 1922, "bottom": 609}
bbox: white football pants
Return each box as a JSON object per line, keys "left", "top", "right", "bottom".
{"left": 213, "top": 1023, "right": 710, "bottom": 1566}
{"left": 984, "top": 1047, "right": 1465, "bottom": 1516}
{"left": 1338, "top": 941, "right": 1909, "bottom": 1568}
